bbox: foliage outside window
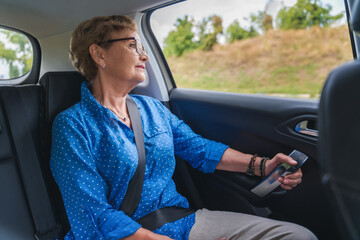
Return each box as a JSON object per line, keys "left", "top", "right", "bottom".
{"left": 151, "top": 0, "right": 352, "bottom": 98}
{"left": 0, "top": 29, "right": 33, "bottom": 80}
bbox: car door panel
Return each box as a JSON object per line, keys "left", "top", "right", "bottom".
{"left": 169, "top": 88, "right": 339, "bottom": 240}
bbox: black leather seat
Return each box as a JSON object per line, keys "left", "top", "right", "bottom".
{"left": 0, "top": 85, "right": 45, "bottom": 240}
{"left": 39, "top": 71, "right": 85, "bottom": 238}
{"left": 0, "top": 71, "right": 84, "bottom": 239}
{"left": 319, "top": 60, "right": 360, "bottom": 240}
{"left": 40, "top": 71, "right": 84, "bottom": 126}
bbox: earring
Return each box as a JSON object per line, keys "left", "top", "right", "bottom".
{"left": 102, "top": 64, "right": 105, "bottom": 69}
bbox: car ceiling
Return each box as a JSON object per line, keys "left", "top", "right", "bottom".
{"left": 0, "top": 0, "right": 175, "bottom": 38}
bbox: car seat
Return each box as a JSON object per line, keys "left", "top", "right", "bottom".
{"left": 318, "top": 60, "right": 360, "bottom": 240}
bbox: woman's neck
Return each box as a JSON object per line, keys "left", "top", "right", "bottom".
{"left": 91, "top": 75, "right": 129, "bottom": 115}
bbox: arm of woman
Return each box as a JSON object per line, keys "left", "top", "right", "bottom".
{"left": 160, "top": 100, "right": 301, "bottom": 189}
{"left": 216, "top": 148, "right": 303, "bottom": 190}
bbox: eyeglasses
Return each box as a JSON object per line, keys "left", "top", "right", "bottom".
{"left": 103, "top": 37, "right": 146, "bottom": 56}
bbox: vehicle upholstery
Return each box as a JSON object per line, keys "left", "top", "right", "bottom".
{"left": 319, "top": 61, "right": 360, "bottom": 240}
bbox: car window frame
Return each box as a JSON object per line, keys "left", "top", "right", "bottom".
{"left": 347, "top": 0, "right": 360, "bottom": 58}
{"left": 141, "top": 5, "right": 179, "bottom": 93}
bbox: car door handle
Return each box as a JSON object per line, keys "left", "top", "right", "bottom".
{"left": 295, "top": 120, "right": 318, "bottom": 137}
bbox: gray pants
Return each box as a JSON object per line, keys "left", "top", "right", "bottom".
{"left": 188, "top": 209, "right": 317, "bottom": 240}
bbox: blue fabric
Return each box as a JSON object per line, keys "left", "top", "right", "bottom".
{"left": 50, "top": 82, "right": 229, "bottom": 240}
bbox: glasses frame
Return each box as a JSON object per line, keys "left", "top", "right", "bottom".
{"left": 102, "top": 37, "right": 146, "bottom": 56}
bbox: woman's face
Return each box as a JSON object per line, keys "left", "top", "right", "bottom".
{"left": 101, "top": 29, "right": 149, "bottom": 84}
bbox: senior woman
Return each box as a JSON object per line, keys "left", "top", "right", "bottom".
{"left": 50, "top": 15, "right": 317, "bottom": 240}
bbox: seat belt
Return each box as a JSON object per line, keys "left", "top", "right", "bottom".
{"left": 136, "top": 207, "right": 196, "bottom": 232}
{"left": 122, "top": 96, "right": 196, "bottom": 231}
{"left": 119, "top": 96, "right": 146, "bottom": 216}
{"left": 0, "top": 88, "right": 61, "bottom": 240}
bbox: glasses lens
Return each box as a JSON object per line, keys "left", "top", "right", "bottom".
{"left": 136, "top": 40, "right": 146, "bottom": 55}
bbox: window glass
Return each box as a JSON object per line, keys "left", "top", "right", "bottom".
{"left": 150, "top": 0, "right": 353, "bottom": 99}
{"left": 0, "top": 28, "right": 33, "bottom": 80}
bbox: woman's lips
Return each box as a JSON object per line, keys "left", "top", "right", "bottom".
{"left": 136, "top": 65, "right": 145, "bottom": 69}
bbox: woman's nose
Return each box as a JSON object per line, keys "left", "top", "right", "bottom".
{"left": 140, "top": 52, "right": 149, "bottom": 62}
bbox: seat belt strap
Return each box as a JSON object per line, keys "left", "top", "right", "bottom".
{"left": 119, "top": 96, "right": 146, "bottom": 216}
{"left": 119, "top": 96, "right": 196, "bottom": 231}
{"left": 136, "top": 207, "right": 196, "bottom": 231}
{"left": 0, "top": 88, "right": 60, "bottom": 240}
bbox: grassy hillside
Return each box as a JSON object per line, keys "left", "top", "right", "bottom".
{"left": 166, "top": 25, "right": 353, "bottom": 98}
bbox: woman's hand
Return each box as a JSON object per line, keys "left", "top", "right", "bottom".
{"left": 265, "top": 153, "right": 302, "bottom": 190}
{"left": 123, "top": 227, "right": 174, "bottom": 240}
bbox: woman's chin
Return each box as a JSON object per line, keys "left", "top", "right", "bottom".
{"left": 136, "top": 75, "right": 146, "bottom": 83}
{"left": 131, "top": 77, "right": 145, "bottom": 85}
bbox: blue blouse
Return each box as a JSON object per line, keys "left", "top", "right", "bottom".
{"left": 50, "top": 82, "right": 228, "bottom": 240}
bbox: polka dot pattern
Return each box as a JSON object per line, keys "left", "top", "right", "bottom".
{"left": 50, "top": 82, "right": 229, "bottom": 240}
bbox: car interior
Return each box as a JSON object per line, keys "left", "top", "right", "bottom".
{"left": 0, "top": 0, "right": 359, "bottom": 239}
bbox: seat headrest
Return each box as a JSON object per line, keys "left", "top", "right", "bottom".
{"left": 319, "top": 60, "right": 360, "bottom": 178}
{"left": 40, "top": 71, "right": 84, "bottom": 125}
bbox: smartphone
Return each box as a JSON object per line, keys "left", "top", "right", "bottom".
{"left": 250, "top": 150, "right": 308, "bottom": 197}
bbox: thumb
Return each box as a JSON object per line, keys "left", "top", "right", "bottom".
{"left": 286, "top": 156, "right": 298, "bottom": 166}
{"left": 275, "top": 153, "right": 297, "bottom": 166}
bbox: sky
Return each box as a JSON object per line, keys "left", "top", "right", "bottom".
{"left": 150, "top": 0, "right": 347, "bottom": 47}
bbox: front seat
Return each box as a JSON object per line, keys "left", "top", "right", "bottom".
{"left": 318, "top": 60, "right": 360, "bottom": 240}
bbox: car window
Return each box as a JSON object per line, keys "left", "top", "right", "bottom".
{"left": 150, "top": 0, "right": 353, "bottom": 99}
{"left": 0, "top": 28, "right": 33, "bottom": 80}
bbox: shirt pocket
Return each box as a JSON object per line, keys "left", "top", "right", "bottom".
{"left": 143, "top": 125, "right": 173, "bottom": 160}
{"left": 144, "top": 125, "right": 168, "bottom": 138}
{"left": 143, "top": 125, "right": 175, "bottom": 179}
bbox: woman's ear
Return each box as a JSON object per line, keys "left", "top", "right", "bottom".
{"left": 89, "top": 44, "right": 105, "bottom": 68}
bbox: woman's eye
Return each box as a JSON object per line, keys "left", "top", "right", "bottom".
{"left": 129, "top": 43, "right": 136, "bottom": 48}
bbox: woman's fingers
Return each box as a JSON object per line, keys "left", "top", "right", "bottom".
{"left": 275, "top": 153, "right": 297, "bottom": 165}
{"left": 265, "top": 153, "right": 304, "bottom": 191}
{"left": 265, "top": 153, "right": 297, "bottom": 175}
{"left": 279, "top": 169, "right": 302, "bottom": 188}
{"left": 280, "top": 183, "right": 294, "bottom": 190}
{"left": 285, "top": 168, "right": 302, "bottom": 180}
{"left": 279, "top": 178, "right": 301, "bottom": 188}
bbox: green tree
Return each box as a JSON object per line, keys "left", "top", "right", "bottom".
{"left": 197, "top": 15, "right": 223, "bottom": 51}
{"left": 0, "top": 29, "right": 33, "bottom": 78}
{"left": 225, "top": 20, "right": 258, "bottom": 43}
{"left": 276, "top": 0, "right": 343, "bottom": 30}
{"left": 262, "top": 14, "right": 274, "bottom": 32}
{"left": 0, "top": 41, "right": 16, "bottom": 63}
{"left": 250, "top": 11, "right": 273, "bottom": 33}
{"left": 226, "top": 20, "right": 250, "bottom": 43}
{"left": 163, "top": 16, "right": 197, "bottom": 57}
{"left": 9, "top": 62, "right": 20, "bottom": 78}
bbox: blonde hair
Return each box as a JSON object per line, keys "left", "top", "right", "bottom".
{"left": 69, "top": 15, "right": 137, "bottom": 82}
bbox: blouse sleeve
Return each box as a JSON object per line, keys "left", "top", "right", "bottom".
{"left": 156, "top": 101, "right": 229, "bottom": 173}
{"left": 50, "top": 115, "right": 141, "bottom": 239}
